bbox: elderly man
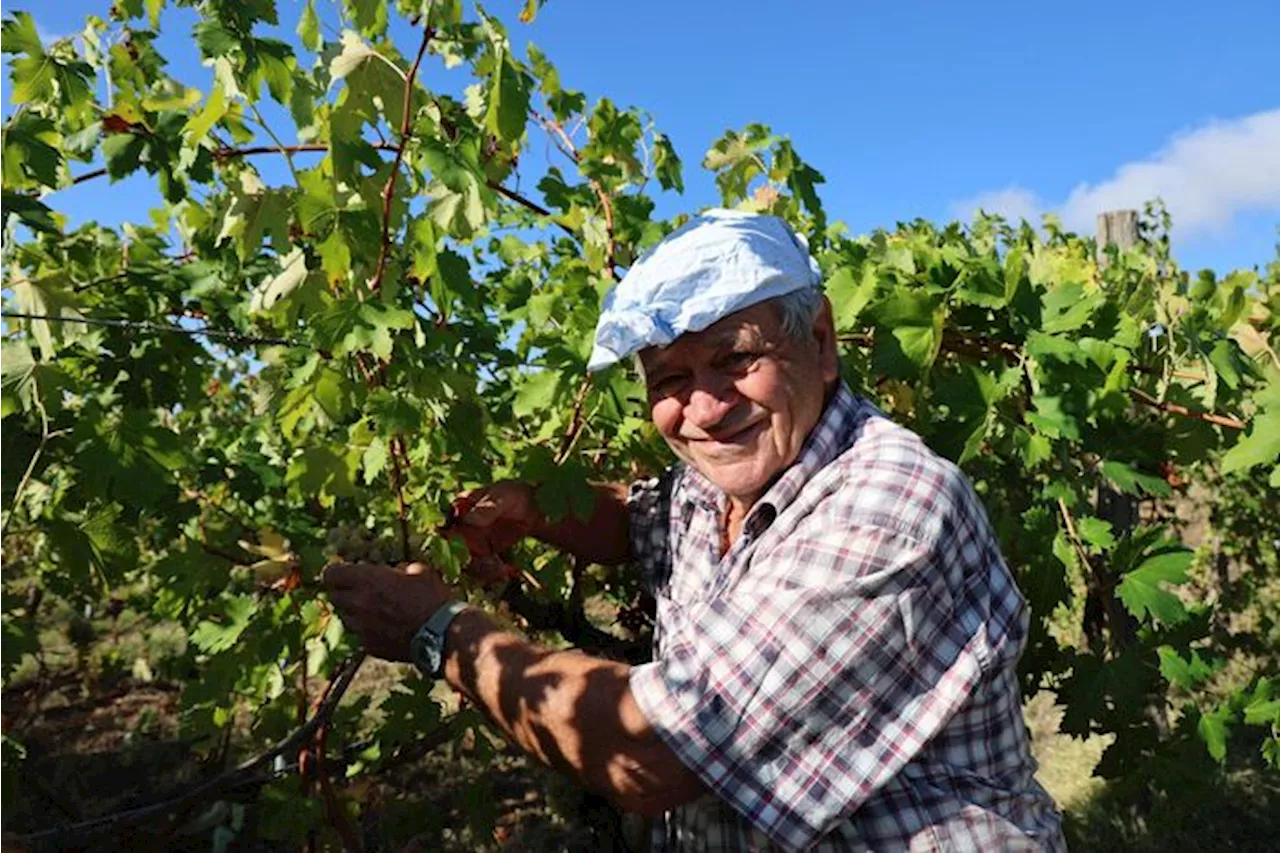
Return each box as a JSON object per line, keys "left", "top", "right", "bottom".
{"left": 324, "top": 210, "right": 1065, "bottom": 851}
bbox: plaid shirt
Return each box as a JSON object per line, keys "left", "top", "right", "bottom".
{"left": 627, "top": 383, "right": 1064, "bottom": 852}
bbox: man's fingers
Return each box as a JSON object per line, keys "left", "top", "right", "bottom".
{"left": 460, "top": 492, "right": 504, "bottom": 527}
{"left": 321, "top": 561, "right": 377, "bottom": 590}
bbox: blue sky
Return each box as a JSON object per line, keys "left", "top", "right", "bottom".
{"left": 13, "top": 0, "right": 1280, "bottom": 274}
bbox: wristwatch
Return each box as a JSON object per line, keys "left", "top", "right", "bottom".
{"left": 409, "top": 599, "right": 470, "bottom": 678}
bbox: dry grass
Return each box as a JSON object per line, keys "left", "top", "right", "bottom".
{"left": 1025, "top": 690, "right": 1111, "bottom": 811}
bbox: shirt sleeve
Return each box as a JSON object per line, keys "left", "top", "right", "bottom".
{"left": 629, "top": 520, "right": 1005, "bottom": 852}
{"left": 626, "top": 465, "right": 682, "bottom": 595}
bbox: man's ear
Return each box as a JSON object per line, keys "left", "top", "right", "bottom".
{"left": 813, "top": 296, "right": 840, "bottom": 383}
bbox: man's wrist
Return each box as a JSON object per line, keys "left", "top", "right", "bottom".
{"left": 409, "top": 599, "right": 470, "bottom": 677}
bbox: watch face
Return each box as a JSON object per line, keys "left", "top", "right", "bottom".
{"left": 411, "top": 626, "right": 442, "bottom": 677}
{"left": 422, "top": 637, "right": 443, "bottom": 676}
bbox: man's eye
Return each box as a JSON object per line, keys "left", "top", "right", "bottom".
{"left": 650, "top": 374, "right": 688, "bottom": 395}
{"left": 719, "top": 351, "right": 758, "bottom": 370}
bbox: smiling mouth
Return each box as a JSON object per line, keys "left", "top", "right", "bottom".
{"left": 706, "top": 418, "right": 766, "bottom": 445}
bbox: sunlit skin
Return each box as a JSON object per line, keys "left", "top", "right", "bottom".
{"left": 640, "top": 296, "right": 841, "bottom": 543}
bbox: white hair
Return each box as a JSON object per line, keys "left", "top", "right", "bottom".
{"left": 773, "top": 287, "right": 824, "bottom": 341}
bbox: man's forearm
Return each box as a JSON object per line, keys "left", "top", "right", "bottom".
{"left": 440, "top": 606, "right": 704, "bottom": 814}
{"left": 533, "top": 482, "right": 630, "bottom": 566}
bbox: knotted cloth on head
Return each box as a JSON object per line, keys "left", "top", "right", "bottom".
{"left": 587, "top": 208, "right": 822, "bottom": 372}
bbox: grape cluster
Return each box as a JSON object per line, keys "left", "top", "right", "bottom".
{"left": 323, "top": 524, "right": 425, "bottom": 564}
{"left": 615, "top": 601, "right": 653, "bottom": 636}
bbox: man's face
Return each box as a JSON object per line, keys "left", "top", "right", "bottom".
{"left": 640, "top": 297, "right": 839, "bottom": 508}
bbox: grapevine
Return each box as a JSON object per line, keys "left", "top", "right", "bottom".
{"left": 0, "top": 0, "right": 1277, "bottom": 848}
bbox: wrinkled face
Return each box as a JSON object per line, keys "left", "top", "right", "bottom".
{"left": 640, "top": 297, "right": 839, "bottom": 509}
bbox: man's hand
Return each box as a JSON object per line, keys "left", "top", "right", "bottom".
{"left": 321, "top": 561, "right": 454, "bottom": 661}
{"left": 446, "top": 481, "right": 543, "bottom": 586}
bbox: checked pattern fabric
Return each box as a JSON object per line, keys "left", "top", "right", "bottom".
{"left": 627, "top": 383, "right": 1065, "bottom": 852}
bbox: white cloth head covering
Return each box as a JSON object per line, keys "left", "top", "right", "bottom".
{"left": 587, "top": 208, "right": 822, "bottom": 371}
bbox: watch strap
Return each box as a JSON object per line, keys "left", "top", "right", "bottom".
{"left": 425, "top": 598, "right": 470, "bottom": 638}
{"left": 411, "top": 599, "right": 469, "bottom": 677}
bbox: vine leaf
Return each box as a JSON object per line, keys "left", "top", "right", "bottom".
{"left": 826, "top": 265, "right": 877, "bottom": 332}
{"left": 484, "top": 41, "right": 530, "bottom": 144}
{"left": 1100, "top": 460, "right": 1173, "bottom": 498}
{"left": 1157, "top": 645, "right": 1216, "bottom": 689}
{"left": 2, "top": 191, "right": 61, "bottom": 233}
{"left": 10, "top": 274, "right": 82, "bottom": 358}
{"left": 191, "top": 594, "right": 259, "bottom": 654}
{"left": 297, "top": 0, "right": 322, "bottom": 52}
{"left": 250, "top": 248, "right": 310, "bottom": 314}
{"left": 1116, "top": 549, "right": 1192, "bottom": 626}
{"left": 1220, "top": 375, "right": 1280, "bottom": 478}
{"left": 1197, "top": 705, "right": 1233, "bottom": 762}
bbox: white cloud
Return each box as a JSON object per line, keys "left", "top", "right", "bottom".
{"left": 948, "top": 187, "right": 1041, "bottom": 225}
{"left": 950, "top": 108, "right": 1280, "bottom": 238}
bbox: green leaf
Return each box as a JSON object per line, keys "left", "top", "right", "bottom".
{"left": 361, "top": 436, "right": 389, "bottom": 484}
{"left": 3, "top": 112, "right": 62, "bottom": 188}
{"left": 191, "top": 595, "right": 258, "bottom": 654}
{"left": 46, "top": 503, "right": 136, "bottom": 586}
{"left": 194, "top": 20, "right": 239, "bottom": 58}
{"left": 145, "top": 0, "right": 165, "bottom": 28}
{"left": 652, "top": 133, "right": 683, "bottom": 193}
{"left": 419, "top": 138, "right": 490, "bottom": 238}
{"left": 1197, "top": 706, "right": 1232, "bottom": 762}
{"left": 1243, "top": 679, "right": 1280, "bottom": 726}
{"left": 703, "top": 124, "right": 777, "bottom": 203}
{"left": 2, "top": 191, "right": 60, "bottom": 234}
{"left": 2, "top": 12, "right": 44, "bottom": 57}
{"left": 484, "top": 42, "right": 530, "bottom": 144}
{"left": 826, "top": 265, "right": 877, "bottom": 332}
{"left": 101, "top": 132, "right": 146, "bottom": 180}
{"left": 216, "top": 172, "right": 292, "bottom": 260}
{"left": 8, "top": 52, "right": 56, "bottom": 104}
{"left": 1027, "top": 395, "right": 1080, "bottom": 441}
{"left": 1100, "top": 460, "right": 1172, "bottom": 498}
{"left": 286, "top": 446, "right": 358, "bottom": 508}
{"left": 513, "top": 370, "right": 559, "bottom": 418}
{"left": 1076, "top": 516, "right": 1116, "bottom": 551}
{"left": 408, "top": 217, "right": 438, "bottom": 281}
{"left": 870, "top": 291, "right": 943, "bottom": 377}
{"left": 183, "top": 81, "right": 227, "bottom": 140}
{"left": 1116, "top": 549, "right": 1192, "bottom": 626}
{"left": 1, "top": 342, "right": 37, "bottom": 416}
{"left": 1220, "top": 410, "right": 1280, "bottom": 475}
{"left": 297, "top": 0, "right": 322, "bottom": 51}
{"left": 10, "top": 274, "right": 81, "bottom": 358}
{"left": 1040, "top": 283, "right": 1104, "bottom": 334}
{"left": 345, "top": 0, "right": 388, "bottom": 38}
{"left": 1156, "top": 645, "right": 1216, "bottom": 689}
{"left": 278, "top": 363, "right": 347, "bottom": 440}
{"left": 1014, "top": 427, "right": 1052, "bottom": 468}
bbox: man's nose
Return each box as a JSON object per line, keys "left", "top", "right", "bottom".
{"left": 684, "top": 383, "right": 737, "bottom": 432}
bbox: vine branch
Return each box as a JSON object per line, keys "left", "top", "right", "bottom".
{"left": 1128, "top": 388, "right": 1246, "bottom": 431}
{"left": 836, "top": 330, "right": 1251, "bottom": 432}
{"left": 1, "top": 311, "right": 299, "bottom": 347}
{"left": 12, "top": 654, "right": 365, "bottom": 847}
{"left": 1056, "top": 497, "right": 1093, "bottom": 572}
{"left": 370, "top": 24, "right": 435, "bottom": 295}
{"left": 535, "top": 110, "right": 617, "bottom": 278}
{"left": 2, "top": 394, "right": 53, "bottom": 538}
{"left": 555, "top": 378, "right": 593, "bottom": 465}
